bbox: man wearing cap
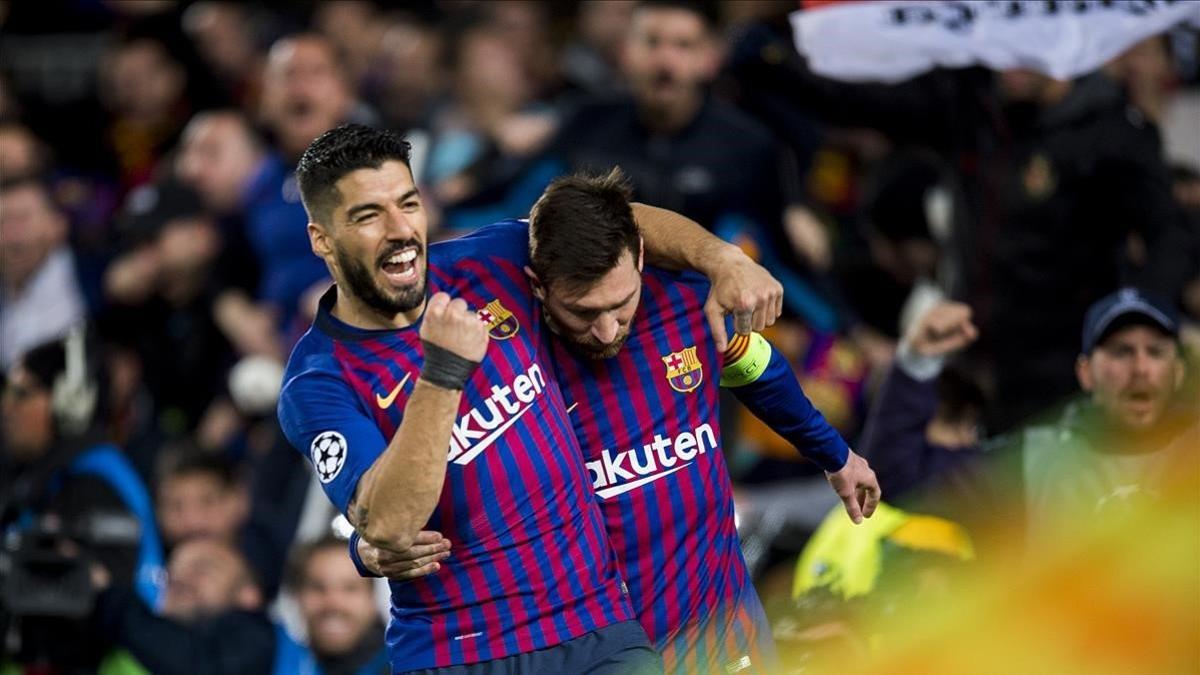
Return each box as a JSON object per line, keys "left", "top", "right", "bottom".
{"left": 860, "top": 289, "right": 1196, "bottom": 554}
{"left": 1019, "top": 287, "right": 1196, "bottom": 548}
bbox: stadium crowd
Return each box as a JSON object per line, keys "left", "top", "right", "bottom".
{"left": 1, "top": 1, "right": 1197, "bottom": 673}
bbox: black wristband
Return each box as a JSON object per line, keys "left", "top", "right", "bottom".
{"left": 421, "top": 342, "right": 480, "bottom": 390}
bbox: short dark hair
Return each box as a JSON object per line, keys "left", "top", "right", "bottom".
{"left": 157, "top": 443, "right": 240, "bottom": 490}
{"left": 529, "top": 168, "right": 641, "bottom": 294}
{"left": 634, "top": 0, "right": 719, "bottom": 30}
{"left": 284, "top": 534, "right": 356, "bottom": 592}
{"left": 295, "top": 124, "right": 412, "bottom": 226}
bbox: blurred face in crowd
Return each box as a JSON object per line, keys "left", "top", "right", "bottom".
{"left": 157, "top": 470, "right": 249, "bottom": 546}
{"left": 1076, "top": 324, "right": 1185, "bottom": 431}
{"left": 622, "top": 6, "right": 718, "bottom": 117}
{"left": 1, "top": 364, "right": 54, "bottom": 463}
{"left": 297, "top": 545, "right": 380, "bottom": 657}
{"left": 0, "top": 182, "right": 67, "bottom": 290}
{"left": 105, "top": 39, "right": 186, "bottom": 121}
{"left": 535, "top": 246, "right": 643, "bottom": 359}
{"left": 456, "top": 29, "right": 531, "bottom": 113}
{"left": 262, "top": 36, "right": 351, "bottom": 158}
{"left": 182, "top": 1, "right": 259, "bottom": 80}
{"left": 578, "top": 0, "right": 636, "bottom": 63}
{"left": 176, "top": 112, "right": 264, "bottom": 213}
{"left": 162, "top": 538, "right": 261, "bottom": 621}
{"left": 378, "top": 21, "right": 443, "bottom": 127}
{"left": 309, "top": 160, "right": 429, "bottom": 324}
{"left": 0, "top": 124, "right": 44, "bottom": 179}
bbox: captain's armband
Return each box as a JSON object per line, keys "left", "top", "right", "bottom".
{"left": 720, "top": 332, "right": 772, "bottom": 387}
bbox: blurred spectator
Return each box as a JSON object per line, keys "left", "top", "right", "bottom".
{"left": 561, "top": 0, "right": 636, "bottom": 97}
{"left": 278, "top": 536, "right": 389, "bottom": 675}
{"left": 0, "top": 177, "right": 86, "bottom": 369}
{"left": 1170, "top": 164, "right": 1200, "bottom": 323}
{"left": 0, "top": 120, "right": 47, "bottom": 179}
{"left": 100, "top": 36, "right": 192, "bottom": 192}
{"left": 259, "top": 33, "right": 376, "bottom": 162}
{"left": 373, "top": 16, "right": 446, "bottom": 132}
{"left": 541, "top": 0, "right": 838, "bottom": 328}
{"left": 421, "top": 12, "right": 560, "bottom": 233}
{"left": 155, "top": 445, "right": 293, "bottom": 600}
{"left": 182, "top": 1, "right": 266, "bottom": 112}
{"left": 728, "top": 39, "right": 1195, "bottom": 430}
{"left": 93, "top": 537, "right": 275, "bottom": 675}
{"left": 312, "top": 0, "right": 388, "bottom": 96}
{"left": 0, "top": 329, "right": 164, "bottom": 672}
{"left": 102, "top": 182, "right": 242, "bottom": 438}
{"left": 1105, "top": 35, "right": 1176, "bottom": 125}
{"left": 834, "top": 150, "right": 951, "bottom": 365}
{"left": 860, "top": 290, "right": 1198, "bottom": 553}
{"left": 858, "top": 302, "right": 996, "bottom": 536}
{"left": 155, "top": 448, "right": 248, "bottom": 549}
{"left": 175, "top": 109, "right": 268, "bottom": 217}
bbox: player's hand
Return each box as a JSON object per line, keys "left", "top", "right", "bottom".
{"left": 825, "top": 450, "right": 880, "bottom": 525}
{"left": 358, "top": 530, "right": 451, "bottom": 581}
{"left": 704, "top": 247, "right": 784, "bottom": 352}
{"left": 904, "top": 301, "right": 978, "bottom": 359}
{"left": 420, "top": 292, "right": 489, "bottom": 363}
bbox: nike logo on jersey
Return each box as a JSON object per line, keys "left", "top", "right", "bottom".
{"left": 587, "top": 423, "right": 717, "bottom": 499}
{"left": 375, "top": 372, "right": 412, "bottom": 409}
{"left": 446, "top": 363, "right": 546, "bottom": 465}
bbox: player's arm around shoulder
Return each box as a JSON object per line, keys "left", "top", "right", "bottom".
{"left": 349, "top": 292, "right": 490, "bottom": 553}
{"left": 632, "top": 202, "right": 783, "bottom": 351}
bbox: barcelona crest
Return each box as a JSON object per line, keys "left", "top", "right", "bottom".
{"left": 477, "top": 299, "right": 520, "bottom": 340}
{"left": 662, "top": 345, "right": 703, "bottom": 393}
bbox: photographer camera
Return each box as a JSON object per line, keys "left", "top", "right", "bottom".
{"left": 1, "top": 327, "right": 164, "bottom": 674}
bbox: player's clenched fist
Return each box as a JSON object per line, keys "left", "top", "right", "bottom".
{"left": 419, "top": 292, "right": 489, "bottom": 390}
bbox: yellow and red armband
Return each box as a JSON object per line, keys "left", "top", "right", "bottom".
{"left": 720, "top": 332, "right": 772, "bottom": 387}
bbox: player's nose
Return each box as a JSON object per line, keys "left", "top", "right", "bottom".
{"left": 591, "top": 316, "right": 620, "bottom": 344}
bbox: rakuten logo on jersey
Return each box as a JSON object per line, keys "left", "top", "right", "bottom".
{"left": 446, "top": 363, "right": 546, "bottom": 465}
{"left": 586, "top": 423, "right": 717, "bottom": 499}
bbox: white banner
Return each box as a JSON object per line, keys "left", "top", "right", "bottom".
{"left": 791, "top": 0, "right": 1200, "bottom": 83}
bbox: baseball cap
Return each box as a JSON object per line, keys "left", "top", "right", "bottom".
{"left": 1081, "top": 287, "right": 1180, "bottom": 354}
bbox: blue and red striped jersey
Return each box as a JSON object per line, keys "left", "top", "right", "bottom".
{"left": 278, "top": 224, "right": 633, "bottom": 671}
{"left": 547, "top": 266, "right": 775, "bottom": 674}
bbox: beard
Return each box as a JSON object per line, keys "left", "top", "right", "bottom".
{"left": 334, "top": 240, "right": 426, "bottom": 317}
{"left": 541, "top": 304, "right": 629, "bottom": 359}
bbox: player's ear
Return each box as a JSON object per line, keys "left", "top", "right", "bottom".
{"left": 524, "top": 266, "right": 546, "bottom": 301}
{"left": 636, "top": 236, "right": 644, "bottom": 273}
{"left": 308, "top": 221, "right": 332, "bottom": 258}
{"left": 1075, "top": 354, "right": 1094, "bottom": 392}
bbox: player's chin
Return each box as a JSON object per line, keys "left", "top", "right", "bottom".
{"left": 580, "top": 337, "right": 628, "bottom": 360}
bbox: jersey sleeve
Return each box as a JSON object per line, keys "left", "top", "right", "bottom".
{"left": 436, "top": 219, "right": 531, "bottom": 266}
{"left": 721, "top": 332, "right": 850, "bottom": 472}
{"left": 278, "top": 368, "right": 390, "bottom": 514}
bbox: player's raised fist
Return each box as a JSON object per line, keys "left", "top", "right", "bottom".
{"left": 421, "top": 292, "right": 489, "bottom": 363}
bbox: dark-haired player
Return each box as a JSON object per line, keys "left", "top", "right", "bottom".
{"left": 277, "top": 125, "right": 783, "bottom": 673}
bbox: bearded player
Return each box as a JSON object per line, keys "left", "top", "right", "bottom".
{"left": 279, "top": 126, "right": 784, "bottom": 673}
{"left": 357, "top": 169, "right": 879, "bottom": 673}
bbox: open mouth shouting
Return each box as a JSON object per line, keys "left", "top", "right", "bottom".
{"left": 379, "top": 244, "right": 421, "bottom": 288}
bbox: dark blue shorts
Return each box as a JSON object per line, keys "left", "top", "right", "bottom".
{"left": 405, "top": 620, "right": 662, "bottom": 675}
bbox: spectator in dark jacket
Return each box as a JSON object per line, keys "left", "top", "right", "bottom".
{"left": 94, "top": 537, "right": 275, "bottom": 675}
{"left": 726, "top": 40, "right": 1194, "bottom": 430}
{"left": 858, "top": 301, "right": 999, "bottom": 540}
